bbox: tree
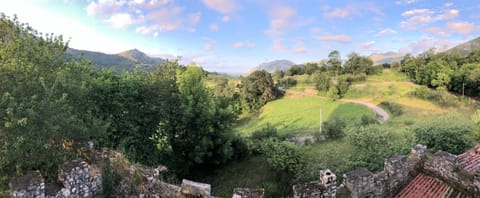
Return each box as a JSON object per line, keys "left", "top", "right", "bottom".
{"left": 326, "top": 86, "right": 339, "bottom": 101}
{"left": 313, "top": 72, "right": 331, "bottom": 91}
{"left": 0, "top": 14, "right": 106, "bottom": 183}
{"left": 240, "top": 70, "right": 280, "bottom": 112}
{"left": 327, "top": 50, "right": 342, "bottom": 74}
{"left": 156, "top": 65, "right": 236, "bottom": 175}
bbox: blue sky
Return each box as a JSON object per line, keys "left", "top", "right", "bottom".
{"left": 1, "top": 0, "right": 479, "bottom": 73}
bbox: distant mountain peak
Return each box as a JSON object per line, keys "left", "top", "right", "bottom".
{"left": 369, "top": 52, "right": 405, "bottom": 65}
{"left": 252, "top": 59, "right": 295, "bottom": 72}
{"left": 118, "top": 49, "right": 150, "bottom": 62}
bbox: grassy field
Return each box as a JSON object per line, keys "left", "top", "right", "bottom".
{"left": 203, "top": 69, "right": 478, "bottom": 197}
{"left": 235, "top": 96, "right": 375, "bottom": 136}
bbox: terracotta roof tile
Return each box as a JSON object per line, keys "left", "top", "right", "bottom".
{"left": 394, "top": 173, "right": 448, "bottom": 198}
{"left": 458, "top": 151, "right": 480, "bottom": 172}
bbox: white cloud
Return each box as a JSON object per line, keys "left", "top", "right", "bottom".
{"left": 399, "top": 36, "right": 459, "bottom": 54}
{"left": 106, "top": 13, "right": 133, "bottom": 29}
{"left": 395, "top": 0, "right": 418, "bottom": 5}
{"left": 86, "top": 0, "right": 200, "bottom": 33}
{"left": 323, "top": 3, "right": 383, "bottom": 19}
{"left": 446, "top": 21, "right": 476, "bottom": 35}
{"left": 209, "top": 24, "right": 219, "bottom": 31}
{"left": 221, "top": 15, "right": 230, "bottom": 22}
{"left": 444, "top": 2, "right": 453, "bottom": 7}
{"left": 153, "top": 32, "right": 158, "bottom": 37}
{"left": 272, "top": 38, "right": 286, "bottom": 51}
{"left": 323, "top": 7, "right": 350, "bottom": 19}
{"left": 202, "top": 0, "right": 238, "bottom": 14}
{"left": 376, "top": 28, "right": 397, "bottom": 36}
{"left": 400, "top": 9, "right": 460, "bottom": 30}
{"left": 357, "top": 41, "right": 376, "bottom": 52}
{"left": 315, "top": 35, "right": 352, "bottom": 43}
{"left": 292, "top": 47, "right": 307, "bottom": 54}
{"left": 436, "top": 9, "right": 459, "bottom": 20}
{"left": 233, "top": 41, "right": 255, "bottom": 49}
{"left": 203, "top": 43, "right": 213, "bottom": 51}
{"left": 188, "top": 12, "right": 201, "bottom": 25}
{"left": 265, "top": 6, "right": 296, "bottom": 35}
{"left": 86, "top": 0, "right": 126, "bottom": 17}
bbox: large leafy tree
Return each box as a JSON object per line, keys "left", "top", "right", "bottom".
{"left": 240, "top": 70, "right": 279, "bottom": 112}
{"left": 0, "top": 14, "right": 106, "bottom": 183}
{"left": 156, "top": 65, "right": 236, "bottom": 175}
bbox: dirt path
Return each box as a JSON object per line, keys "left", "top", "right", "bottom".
{"left": 339, "top": 99, "right": 389, "bottom": 122}
{"left": 286, "top": 89, "right": 390, "bottom": 122}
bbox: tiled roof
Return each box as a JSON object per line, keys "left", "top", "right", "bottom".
{"left": 394, "top": 173, "right": 448, "bottom": 198}
{"left": 458, "top": 151, "right": 480, "bottom": 172}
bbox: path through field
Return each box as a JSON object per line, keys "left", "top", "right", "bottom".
{"left": 285, "top": 89, "right": 390, "bottom": 122}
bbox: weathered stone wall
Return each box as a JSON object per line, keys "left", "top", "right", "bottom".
{"left": 232, "top": 188, "right": 264, "bottom": 198}
{"left": 9, "top": 171, "right": 45, "bottom": 198}
{"left": 342, "top": 144, "right": 427, "bottom": 198}
{"left": 293, "top": 169, "right": 336, "bottom": 198}
{"left": 423, "top": 151, "right": 480, "bottom": 195}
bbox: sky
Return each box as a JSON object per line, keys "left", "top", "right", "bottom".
{"left": 0, "top": 0, "right": 479, "bottom": 73}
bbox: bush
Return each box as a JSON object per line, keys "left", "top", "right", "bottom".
{"left": 102, "top": 159, "right": 122, "bottom": 198}
{"left": 409, "top": 87, "right": 459, "bottom": 107}
{"left": 414, "top": 122, "right": 473, "bottom": 154}
{"left": 379, "top": 101, "right": 403, "bottom": 117}
{"left": 259, "top": 139, "right": 307, "bottom": 176}
{"left": 326, "top": 87, "right": 340, "bottom": 101}
{"left": 361, "top": 114, "right": 378, "bottom": 126}
{"left": 278, "top": 77, "right": 297, "bottom": 88}
{"left": 251, "top": 124, "right": 279, "bottom": 140}
{"left": 347, "top": 126, "right": 412, "bottom": 171}
{"left": 322, "top": 117, "right": 346, "bottom": 139}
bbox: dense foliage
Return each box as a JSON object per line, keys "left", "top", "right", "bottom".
{"left": 400, "top": 48, "right": 480, "bottom": 97}
{"left": 347, "top": 126, "right": 412, "bottom": 171}
{"left": 414, "top": 119, "right": 473, "bottom": 154}
{"left": 0, "top": 15, "right": 240, "bottom": 189}
{"left": 240, "top": 70, "right": 282, "bottom": 112}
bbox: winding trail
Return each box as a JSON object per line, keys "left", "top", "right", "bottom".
{"left": 340, "top": 99, "right": 390, "bottom": 122}
{"left": 284, "top": 89, "right": 390, "bottom": 145}
{"left": 286, "top": 89, "right": 390, "bottom": 122}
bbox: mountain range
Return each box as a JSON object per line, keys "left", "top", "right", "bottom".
{"left": 251, "top": 59, "right": 295, "bottom": 72}
{"left": 67, "top": 48, "right": 164, "bottom": 73}
{"left": 369, "top": 52, "right": 405, "bottom": 65}
{"left": 67, "top": 36, "right": 479, "bottom": 74}
{"left": 445, "top": 37, "right": 480, "bottom": 56}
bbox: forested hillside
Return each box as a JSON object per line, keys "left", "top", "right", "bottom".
{"left": 67, "top": 48, "right": 164, "bottom": 73}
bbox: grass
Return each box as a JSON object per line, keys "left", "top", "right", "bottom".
{"left": 235, "top": 96, "right": 374, "bottom": 136}
{"left": 205, "top": 69, "right": 479, "bottom": 197}
{"left": 199, "top": 156, "right": 279, "bottom": 198}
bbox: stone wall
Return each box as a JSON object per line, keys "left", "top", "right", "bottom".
{"left": 342, "top": 144, "right": 426, "bottom": 198}
{"left": 423, "top": 151, "right": 480, "bottom": 195}
{"left": 293, "top": 169, "right": 337, "bottom": 198}
{"left": 9, "top": 171, "right": 45, "bottom": 198}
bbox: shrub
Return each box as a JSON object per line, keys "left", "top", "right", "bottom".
{"left": 259, "top": 139, "right": 307, "bottom": 175}
{"left": 251, "top": 124, "right": 279, "bottom": 140}
{"left": 379, "top": 101, "right": 403, "bottom": 117}
{"left": 102, "top": 159, "right": 122, "bottom": 198}
{"left": 414, "top": 122, "right": 473, "bottom": 154}
{"left": 322, "top": 116, "right": 346, "bottom": 139}
{"left": 326, "top": 87, "right": 340, "bottom": 101}
{"left": 409, "top": 87, "right": 459, "bottom": 107}
{"left": 361, "top": 114, "right": 378, "bottom": 126}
